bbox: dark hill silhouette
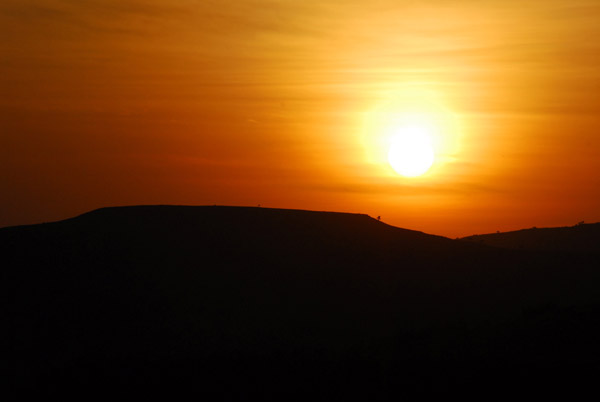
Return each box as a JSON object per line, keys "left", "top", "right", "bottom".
{"left": 6, "top": 206, "right": 600, "bottom": 399}
{"left": 461, "top": 222, "right": 600, "bottom": 253}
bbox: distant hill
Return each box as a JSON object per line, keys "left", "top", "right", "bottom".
{"left": 461, "top": 222, "right": 600, "bottom": 253}
{"left": 6, "top": 206, "right": 600, "bottom": 398}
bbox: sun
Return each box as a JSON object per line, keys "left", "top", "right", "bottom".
{"left": 361, "top": 89, "right": 461, "bottom": 179}
{"left": 387, "top": 123, "right": 435, "bottom": 177}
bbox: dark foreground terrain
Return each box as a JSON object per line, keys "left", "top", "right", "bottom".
{"left": 6, "top": 206, "right": 600, "bottom": 398}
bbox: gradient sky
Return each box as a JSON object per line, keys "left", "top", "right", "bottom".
{"left": 2, "top": 0, "right": 599, "bottom": 237}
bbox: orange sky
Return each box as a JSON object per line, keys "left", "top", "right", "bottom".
{"left": 1, "top": 0, "right": 600, "bottom": 237}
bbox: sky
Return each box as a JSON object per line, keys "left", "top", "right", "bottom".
{"left": 1, "top": 0, "right": 599, "bottom": 237}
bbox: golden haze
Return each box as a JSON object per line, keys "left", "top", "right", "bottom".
{"left": 1, "top": 0, "right": 600, "bottom": 237}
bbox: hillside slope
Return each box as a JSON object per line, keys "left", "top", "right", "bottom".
{"left": 461, "top": 222, "right": 600, "bottom": 253}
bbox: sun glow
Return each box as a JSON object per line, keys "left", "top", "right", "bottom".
{"left": 362, "top": 90, "right": 461, "bottom": 179}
